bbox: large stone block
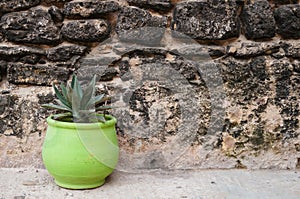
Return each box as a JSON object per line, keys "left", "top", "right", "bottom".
{"left": 273, "top": 0, "right": 299, "bottom": 5}
{"left": 48, "top": 6, "right": 64, "bottom": 23}
{"left": 228, "top": 42, "right": 280, "bottom": 58}
{"left": 172, "top": 0, "right": 240, "bottom": 40}
{"left": 47, "top": 44, "right": 88, "bottom": 62}
{"left": 7, "top": 63, "right": 70, "bottom": 86}
{"left": 61, "top": 19, "right": 111, "bottom": 42}
{"left": 127, "top": 0, "right": 172, "bottom": 12}
{"left": 0, "top": 45, "right": 45, "bottom": 62}
{"left": 281, "top": 41, "right": 300, "bottom": 59}
{"left": 63, "top": 0, "right": 120, "bottom": 18}
{"left": 274, "top": 5, "right": 300, "bottom": 39}
{"left": 0, "top": 0, "right": 40, "bottom": 14}
{"left": 241, "top": 0, "right": 276, "bottom": 39}
{"left": 0, "top": 8, "right": 61, "bottom": 44}
{"left": 116, "top": 7, "right": 167, "bottom": 45}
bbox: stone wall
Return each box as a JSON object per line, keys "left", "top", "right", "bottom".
{"left": 0, "top": 0, "right": 300, "bottom": 170}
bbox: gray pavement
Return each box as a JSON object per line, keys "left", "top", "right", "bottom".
{"left": 0, "top": 168, "right": 299, "bottom": 199}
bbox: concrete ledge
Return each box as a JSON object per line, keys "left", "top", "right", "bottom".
{"left": 0, "top": 168, "right": 299, "bottom": 199}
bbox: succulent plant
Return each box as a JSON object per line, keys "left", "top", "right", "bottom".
{"left": 42, "top": 74, "right": 112, "bottom": 123}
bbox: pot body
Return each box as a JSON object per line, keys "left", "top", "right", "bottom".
{"left": 42, "top": 114, "right": 119, "bottom": 189}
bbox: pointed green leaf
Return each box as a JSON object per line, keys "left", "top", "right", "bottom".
{"left": 54, "top": 99, "right": 72, "bottom": 112}
{"left": 71, "top": 74, "right": 76, "bottom": 89}
{"left": 95, "top": 96, "right": 111, "bottom": 105}
{"left": 60, "top": 83, "right": 69, "bottom": 103}
{"left": 53, "top": 83, "right": 71, "bottom": 109}
{"left": 73, "top": 75, "right": 83, "bottom": 99}
{"left": 41, "top": 103, "right": 72, "bottom": 112}
{"left": 80, "top": 75, "right": 96, "bottom": 110}
{"left": 96, "top": 106, "right": 113, "bottom": 111}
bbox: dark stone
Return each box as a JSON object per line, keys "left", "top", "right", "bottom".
{"left": 271, "top": 60, "right": 292, "bottom": 81}
{"left": 48, "top": 6, "right": 64, "bottom": 23}
{"left": 0, "top": 45, "right": 45, "bottom": 61}
{"left": 0, "top": 32, "right": 4, "bottom": 42}
{"left": 47, "top": 44, "right": 88, "bottom": 61}
{"left": 115, "top": 6, "right": 167, "bottom": 45}
{"left": 63, "top": 1, "right": 120, "bottom": 18}
{"left": 281, "top": 42, "right": 300, "bottom": 59}
{"left": 7, "top": 63, "right": 70, "bottom": 86}
{"left": 99, "top": 67, "right": 118, "bottom": 81}
{"left": 273, "top": 0, "right": 299, "bottom": 5}
{"left": 127, "top": 0, "right": 172, "bottom": 12}
{"left": 274, "top": 5, "right": 300, "bottom": 39}
{"left": 19, "top": 54, "right": 40, "bottom": 64}
{"left": 232, "top": 42, "right": 280, "bottom": 58}
{"left": 0, "top": 61, "right": 6, "bottom": 82}
{"left": 293, "top": 60, "right": 300, "bottom": 73}
{"left": 0, "top": 8, "right": 61, "bottom": 44}
{"left": 0, "top": 94, "right": 19, "bottom": 136}
{"left": 0, "top": 0, "right": 40, "bottom": 14}
{"left": 42, "top": 0, "right": 72, "bottom": 5}
{"left": 172, "top": 45, "right": 225, "bottom": 59}
{"left": 76, "top": 65, "right": 117, "bottom": 81}
{"left": 61, "top": 19, "right": 111, "bottom": 42}
{"left": 172, "top": 0, "right": 240, "bottom": 40}
{"left": 241, "top": 0, "right": 276, "bottom": 39}
{"left": 118, "top": 60, "right": 132, "bottom": 81}
{"left": 220, "top": 57, "right": 270, "bottom": 103}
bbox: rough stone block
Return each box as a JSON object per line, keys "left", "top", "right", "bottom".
{"left": 48, "top": 6, "right": 64, "bottom": 23}
{"left": 116, "top": 7, "right": 167, "bottom": 45}
{"left": 281, "top": 41, "right": 300, "bottom": 59}
{"left": 274, "top": 5, "right": 300, "bottom": 39}
{"left": 172, "top": 0, "right": 240, "bottom": 40}
{"left": 7, "top": 63, "right": 70, "bottom": 86}
{"left": 0, "top": 8, "right": 61, "bottom": 44}
{"left": 229, "top": 42, "right": 280, "bottom": 58}
{"left": 61, "top": 19, "right": 111, "bottom": 42}
{"left": 0, "top": 45, "right": 45, "bottom": 62}
{"left": 0, "top": 0, "right": 40, "bottom": 14}
{"left": 241, "top": 0, "right": 276, "bottom": 39}
{"left": 63, "top": 0, "right": 120, "bottom": 18}
{"left": 47, "top": 44, "right": 88, "bottom": 61}
{"left": 273, "top": 0, "right": 299, "bottom": 5}
{"left": 127, "top": 0, "right": 172, "bottom": 12}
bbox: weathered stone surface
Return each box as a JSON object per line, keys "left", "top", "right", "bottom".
{"left": 220, "top": 57, "right": 269, "bottom": 103}
{"left": 77, "top": 65, "right": 118, "bottom": 82}
{"left": 273, "top": 0, "right": 299, "bottom": 5}
{"left": 127, "top": 0, "right": 172, "bottom": 12}
{"left": 241, "top": 0, "right": 276, "bottom": 39}
{"left": 63, "top": 0, "right": 120, "bottom": 18}
{"left": 281, "top": 41, "right": 300, "bottom": 59}
{"left": 0, "top": 8, "right": 61, "bottom": 44}
{"left": 7, "top": 63, "right": 70, "bottom": 86}
{"left": 61, "top": 19, "right": 111, "bottom": 42}
{"left": 0, "top": 0, "right": 40, "bottom": 14}
{"left": 0, "top": 87, "right": 52, "bottom": 168}
{"left": 228, "top": 42, "right": 280, "bottom": 58}
{"left": 0, "top": 45, "right": 45, "bottom": 62}
{"left": 115, "top": 7, "right": 167, "bottom": 45}
{"left": 0, "top": 61, "right": 6, "bottom": 82}
{"left": 47, "top": 44, "right": 88, "bottom": 61}
{"left": 172, "top": 45, "right": 225, "bottom": 59}
{"left": 48, "top": 6, "right": 63, "bottom": 23}
{"left": 172, "top": 0, "right": 240, "bottom": 40}
{"left": 274, "top": 5, "right": 300, "bottom": 39}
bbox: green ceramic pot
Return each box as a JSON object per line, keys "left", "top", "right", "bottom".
{"left": 42, "top": 114, "right": 119, "bottom": 189}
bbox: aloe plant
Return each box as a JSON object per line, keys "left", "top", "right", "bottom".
{"left": 42, "top": 75, "right": 112, "bottom": 123}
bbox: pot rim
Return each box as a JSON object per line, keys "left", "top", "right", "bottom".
{"left": 46, "top": 114, "right": 117, "bottom": 130}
